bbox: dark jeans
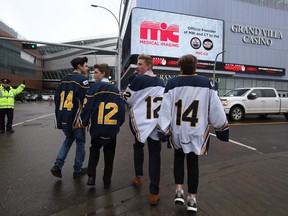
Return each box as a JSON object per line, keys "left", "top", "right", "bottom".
{"left": 133, "top": 137, "right": 161, "bottom": 195}
{"left": 0, "top": 108, "right": 14, "bottom": 132}
{"left": 174, "top": 149, "right": 199, "bottom": 194}
{"left": 87, "top": 136, "right": 117, "bottom": 184}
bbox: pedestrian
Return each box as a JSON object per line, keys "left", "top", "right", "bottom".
{"left": 157, "top": 54, "right": 229, "bottom": 212}
{"left": 123, "top": 54, "right": 165, "bottom": 205}
{"left": 51, "top": 57, "right": 90, "bottom": 179}
{"left": 79, "top": 63, "right": 125, "bottom": 188}
{"left": 49, "top": 95, "right": 53, "bottom": 106}
{"left": 0, "top": 78, "right": 25, "bottom": 134}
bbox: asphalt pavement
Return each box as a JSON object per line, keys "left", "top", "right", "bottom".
{"left": 0, "top": 102, "right": 287, "bottom": 216}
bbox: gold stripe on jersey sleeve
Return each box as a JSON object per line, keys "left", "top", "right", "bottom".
{"left": 129, "top": 109, "right": 141, "bottom": 142}
{"left": 201, "top": 125, "right": 210, "bottom": 155}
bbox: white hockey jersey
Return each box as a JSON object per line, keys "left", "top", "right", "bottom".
{"left": 124, "top": 73, "right": 165, "bottom": 143}
{"left": 157, "top": 74, "right": 229, "bottom": 155}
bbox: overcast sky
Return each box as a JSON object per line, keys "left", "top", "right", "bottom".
{"left": 1, "top": 0, "right": 122, "bottom": 43}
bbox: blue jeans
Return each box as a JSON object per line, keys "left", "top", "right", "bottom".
{"left": 54, "top": 128, "right": 86, "bottom": 172}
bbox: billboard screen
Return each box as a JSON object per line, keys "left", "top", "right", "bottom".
{"left": 131, "top": 8, "right": 224, "bottom": 61}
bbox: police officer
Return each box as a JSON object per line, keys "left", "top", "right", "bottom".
{"left": 0, "top": 78, "right": 25, "bottom": 133}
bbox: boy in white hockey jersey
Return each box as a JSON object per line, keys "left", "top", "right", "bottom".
{"left": 123, "top": 54, "right": 165, "bottom": 205}
{"left": 157, "top": 54, "right": 229, "bottom": 211}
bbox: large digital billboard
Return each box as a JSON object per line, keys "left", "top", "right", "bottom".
{"left": 131, "top": 8, "right": 224, "bottom": 61}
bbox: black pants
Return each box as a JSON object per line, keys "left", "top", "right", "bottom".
{"left": 174, "top": 149, "right": 199, "bottom": 194}
{"left": 0, "top": 108, "right": 14, "bottom": 132}
{"left": 133, "top": 137, "right": 161, "bottom": 195}
{"left": 87, "top": 136, "right": 117, "bottom": 184}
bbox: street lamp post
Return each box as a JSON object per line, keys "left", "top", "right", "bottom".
{"left": 212, "top": 50, "right": 225, "bottom": 86}
{"left": 91, "top": 4, "right": 122, "bottom": 90}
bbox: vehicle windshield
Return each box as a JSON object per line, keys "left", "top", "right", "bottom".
{"left": 223, "top": 89, "right": 250, "bottom": 97}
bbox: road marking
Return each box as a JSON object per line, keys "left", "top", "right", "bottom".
{"left": 210, "top": 133, "right": 262, "bottom": 154}
{"left": 12, "top": 113, "right": 54, "bottom": 126}
{"left": 228, "top": 121, "right": 288, "bottom": 126}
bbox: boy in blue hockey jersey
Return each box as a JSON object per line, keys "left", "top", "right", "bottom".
{"left": 158, "top": 54, "right": 229, "bottom": 212}
{"left": 80, "top": 64, "right": 125, "bottom": 188}
{"left": 51, "top": 57, "right": 90, "bottom": 179}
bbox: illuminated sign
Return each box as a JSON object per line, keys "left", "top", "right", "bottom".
{"left": 220, "top": 63, "right": 285, "bottom": 76}
{"left": 124, "top": 55, "right": 285, "bottom": 77}
{"left": 131, "top": 8, "right": 224, "bottom": 61}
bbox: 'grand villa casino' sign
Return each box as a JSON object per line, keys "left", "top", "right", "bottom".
{"left": 231, "top": 24, "right": 283, "bottom": 46}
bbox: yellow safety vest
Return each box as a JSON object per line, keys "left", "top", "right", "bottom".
{"left": 0, "top": 84, "right": 25, "bottom": 109}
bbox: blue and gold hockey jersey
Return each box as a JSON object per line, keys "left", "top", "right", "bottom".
{"left": 80, "top": 81, "right": 125, "bottom": 139}
{"left": 54, "top": 73, "right": 90, "bottom": 133}
{"left": 157, "top": 74, "right": 229, "bottom": 155}
{"left": 124, "top": 74, "right": 165, "bottom": 143}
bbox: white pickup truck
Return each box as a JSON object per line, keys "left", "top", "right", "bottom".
{"left": 220, "top": 87, "right": 288, "bottom": 121}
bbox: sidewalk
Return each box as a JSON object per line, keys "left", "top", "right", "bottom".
{"left": 50, "top": 151, "right": 288, "bottom": 216}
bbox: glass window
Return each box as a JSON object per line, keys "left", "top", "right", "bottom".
{"left": 235, "top": 78, "right": 244, "bottom": 88}
{"left": 275, "top": 81, "right": 282, "bottom": 90}
{"left": 268, "top": 0, "right": 276, "bottom": 7}
{"left": 262, "top": 89, "right": 276, "bottom": 97}
{"left": 260, "top": 0, "right": 268, "bottom": 6}
{"left": 256, "top": 80, "right": 263, "bottom": 87}
{"left": 243, "top": 79, "right": 252, "bottom": 87}
{"left": 251, "top": 0, "right": 260, "bottom": 4}
{"left": 251, "top": 89, "right": 263, "bottom": 97}
{"left": 269, "top": 81, "right": 276, "bottom": 88}
{"left": 226, "top": 78, "right": 235, "bottom": 90}
{"left": 285, "top": 0, "right": 288, "bottom": 10}
{"left": 262, "top": 80, "right": 270, "bottom": 87}
{"left": 276, "top": 0, "right": 284, "bottom": 9}
{"left": 282, "top": 82, "right": 288, "bottom": 90}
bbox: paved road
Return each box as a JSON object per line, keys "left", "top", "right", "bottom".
{"left": 0, "top": 102, "right": 287, "bottom": 216}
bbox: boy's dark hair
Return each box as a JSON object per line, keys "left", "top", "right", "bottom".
{"left": 70, "top": 57, "right": 88, "bottom": 69}
{"left": 94, "top": 63, "right": 111, "bottom": 78}
{"left": 177, "top": 54, "right": 198, "bottom": 74}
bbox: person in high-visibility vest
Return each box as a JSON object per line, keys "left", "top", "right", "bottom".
{"left": 0, "top": 78, "right": 25, "bottom": 134}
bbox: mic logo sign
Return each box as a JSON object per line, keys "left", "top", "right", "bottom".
{"left": 139, "top": 21, "right": 179, "bottom": 48}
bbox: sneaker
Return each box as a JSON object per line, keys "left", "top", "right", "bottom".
{"left": 174, "top": 190, "right": 185, "bottom": 205}
{"left": 133, "top": 176, "right": 142, "bottom": 186}
{"left": 149, "top": 193, "right": 160, "bottom": 205}
{"left": 73, "top": 167, "right": 87, "bottom": 178}
{"left": 186, "top": 197, "right": 197, "bottom": 212}
{"left": 0, "top": 130, "right": 5, "bottom": 133}
{"left": 51, "top": 165, "right": 62, "bottom": 178}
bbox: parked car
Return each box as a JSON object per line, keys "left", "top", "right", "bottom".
{"left": 42, "top": 95, "right": 54, "bottom": 101}
{"left": 25, "top": 94, "right": 43, "bottom": 102}
{"left": 220, "top": 87, "right": 288, "bottom": 121}
{"left": 15, "top": 93, "right": 25, "bottom": 102}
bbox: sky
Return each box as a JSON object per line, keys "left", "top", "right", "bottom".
{"left": 1, "top": 0, "right": 123, "bottom": 43}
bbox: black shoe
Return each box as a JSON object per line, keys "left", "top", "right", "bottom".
{"left": 51, "top": 165, "right": 62, "bottom": 178}
{"left": 6, "top": 130, "right": 14, "bottom": 134}
{"left": 103, "top": 177, "right": 111, "bottom": 189}
{"left": 73, "top": 167, "right": 87, "bottom": 178}
{"left": 0, "top": 130, "right": 5, "bottom": 134}
{"left": 87, "top": 176, "right": 96, "bottom": 186}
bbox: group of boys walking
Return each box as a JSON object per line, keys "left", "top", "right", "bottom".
{"left": 50, "top": 54, "right": 229, "bottom": 212}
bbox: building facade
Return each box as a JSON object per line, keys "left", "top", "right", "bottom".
{"left": 120, "top": 0, "right": 288, "bottom": 94}
{"left": 0, "top": 21, "right": 42, "bottom": 90}
{"left": 0, "top": 18, "right": 118, "bottom": 91}
{"left": 38, "top": 36, "right": 118, "bottom": 90}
